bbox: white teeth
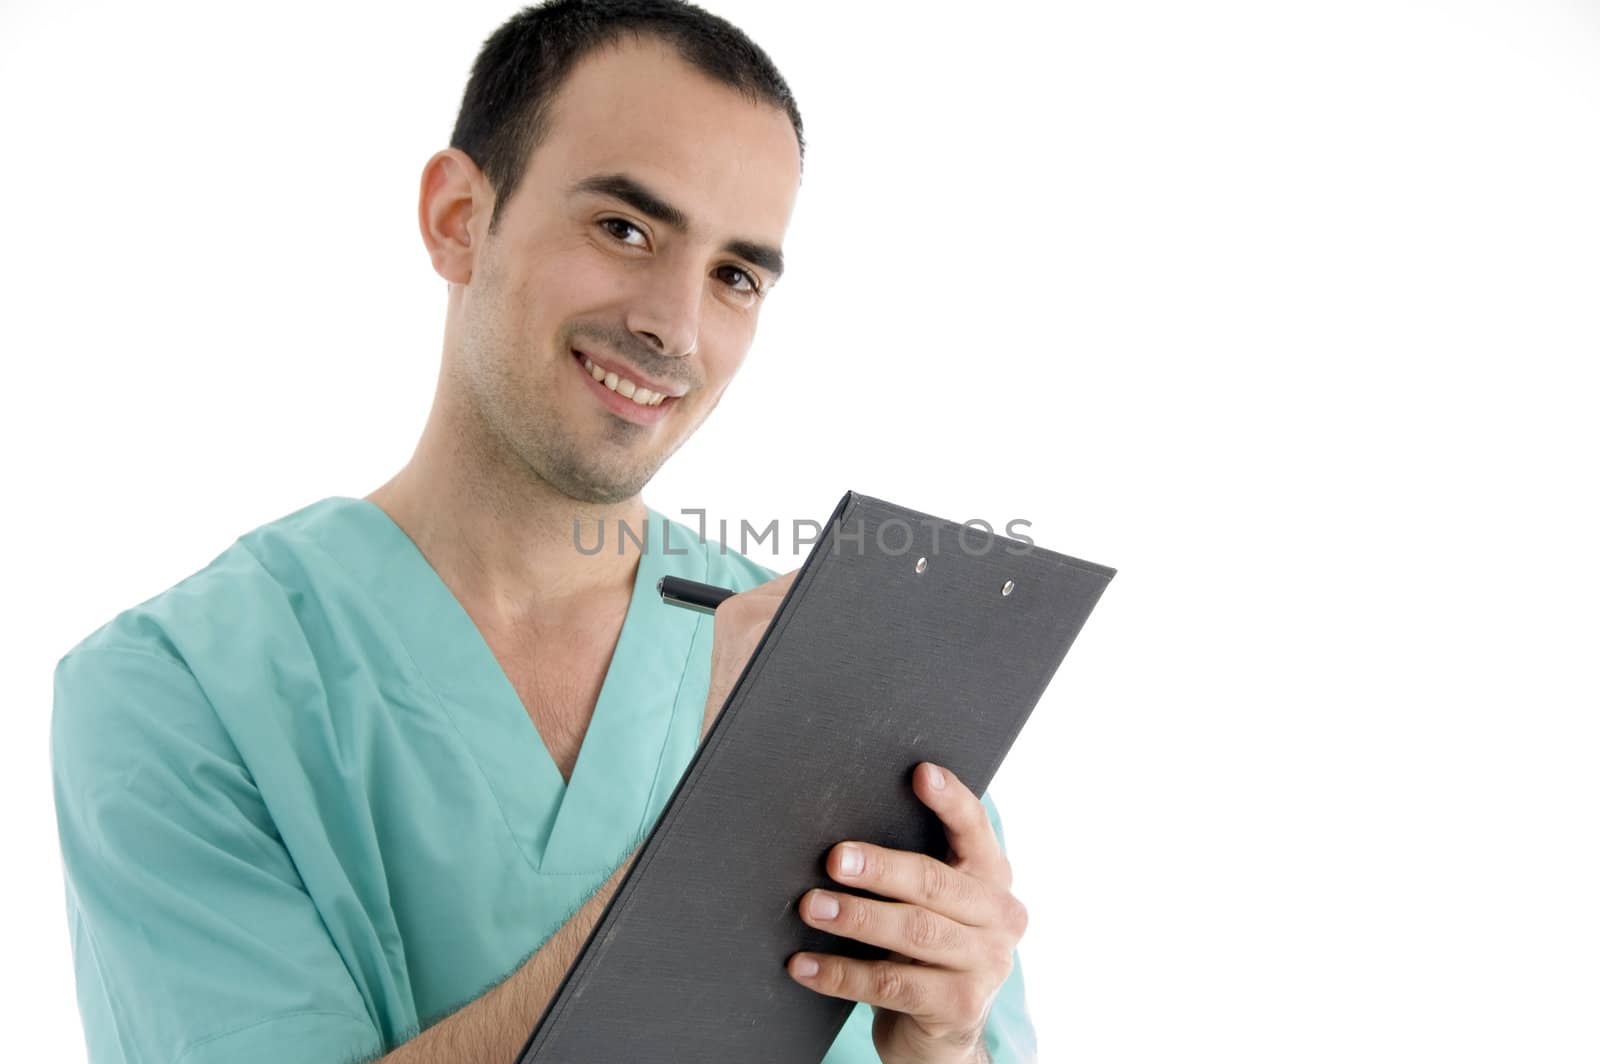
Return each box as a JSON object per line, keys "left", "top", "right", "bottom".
{"left": 582, "top": 355, "right": 670, "bottom": 408}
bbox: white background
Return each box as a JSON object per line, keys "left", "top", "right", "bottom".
{"left": 3, "top": 0, "right": 1598, "bottom": 1059}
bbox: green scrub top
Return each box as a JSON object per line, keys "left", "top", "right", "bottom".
{"left": 51, "top": 498, "right": 1037, "bottom": 1063}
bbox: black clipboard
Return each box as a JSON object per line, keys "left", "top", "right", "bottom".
{"left": 517, "top": 491, "right": 1115, "bottom": 1063}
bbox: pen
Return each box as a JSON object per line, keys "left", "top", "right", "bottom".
{"left": 657, "top": 575, "right": 736, "bottom": 615}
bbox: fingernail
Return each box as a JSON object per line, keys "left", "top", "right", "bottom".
{"left": 810, "top": 892, "right": 839, "bottom": 920}
{"left": 794, "top": 955, "right": 819, "bottom": 977}
{"left": 928, "top": 765, "right": 946, "bottom": 790}
{"left": 838, "top": 844, "right": 863, "bottom": 876}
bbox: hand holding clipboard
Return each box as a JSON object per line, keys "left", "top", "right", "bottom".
{"left": 659, "top": 569, "right": 1034, "bottom": 1058}
{"left": 522, "top": 491, "right": 1115, "bottom": 1063}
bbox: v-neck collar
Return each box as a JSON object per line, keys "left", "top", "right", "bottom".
{"left": 301, "top": 497, "right": 706, "bottom": 875}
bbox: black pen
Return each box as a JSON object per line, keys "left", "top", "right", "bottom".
{"left": 656, "top": 575, "right": 736, "bottom": 615}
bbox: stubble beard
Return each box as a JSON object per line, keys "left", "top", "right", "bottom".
{"left": 458, "top": 324, "right": 672, "bottom": 507}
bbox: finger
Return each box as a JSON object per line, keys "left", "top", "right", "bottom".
{"left": 798, "top": 890, "right": 976, "bottom": 968}
{"left": 787, "top": 952, "right": 994, "bottom": 1038}
{"left": 915, "top": 762, "right": 1010, "bottom": 888}
{"left": 824, "top": 840, "right": 998, "bottom": 928}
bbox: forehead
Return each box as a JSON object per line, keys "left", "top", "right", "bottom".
{"left": 515, "top": 36, "right": 801, "bottom": 242}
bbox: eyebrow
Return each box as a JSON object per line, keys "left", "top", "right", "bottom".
{"left": 569, "top": 171, "right": 786, "bottom": 281}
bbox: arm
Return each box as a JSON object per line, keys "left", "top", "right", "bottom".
{"left": 370, "top": 852, "right": 633, "bottom": 1063}
{"left": 52, "top": 645, "right": 635, "bottom": 1064}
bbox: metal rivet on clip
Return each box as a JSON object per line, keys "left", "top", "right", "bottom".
{"left": 1001, "top": 579, "right": 1014, "bottom": 596}
{"left": 915, "top": 556, "right": 928, "bottom": 574}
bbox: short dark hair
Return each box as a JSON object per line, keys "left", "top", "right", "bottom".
{"left": 449, "top": 0, "right": 805, "bottom": 234}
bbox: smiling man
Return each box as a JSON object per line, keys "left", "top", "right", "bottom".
{"left": 50, "top": 3, "right": 1036, "bottom": 1062}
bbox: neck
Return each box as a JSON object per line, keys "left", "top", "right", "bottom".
{"left": 367, "top": 394, "right": 647, "bottom": 631}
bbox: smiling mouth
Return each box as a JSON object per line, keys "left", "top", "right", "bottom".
{"left": 573, "top": 349, "right": 677, "bottom": 408}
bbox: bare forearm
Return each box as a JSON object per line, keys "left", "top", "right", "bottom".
{"left": 374, "top": 853, "right": 634, "bottom": 1063}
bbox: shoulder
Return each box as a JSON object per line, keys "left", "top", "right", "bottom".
{"left": 56, "top": 497, "right": 353, "bottom": 664}
{"left": 52, "top": 498, "right": 351, "bottom": 757}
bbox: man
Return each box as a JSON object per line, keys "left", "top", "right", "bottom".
{"left": 50, "top": 2, "right": 1037, "bottom": 1061}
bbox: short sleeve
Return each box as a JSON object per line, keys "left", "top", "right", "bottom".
{"left": 51, "top": 646, "right": 384, "bottom": 1064}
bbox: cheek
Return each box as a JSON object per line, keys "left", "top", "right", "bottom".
{"left": 698, "top": 351, "right": 742, "bottom": 394}
{"left": 494, "top": 235, "right": 631, "bottom": 336}
{"left": 697, "top": 315, "right": 758, "bottom": 386}
{"left": 536, "top": 235, "right": 636, "bottom": 306}
{"left": 555, "top": 255, "right": 634, "bottom": 310}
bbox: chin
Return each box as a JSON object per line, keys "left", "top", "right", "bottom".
{"left": 543, "top": 451, "right": 661, "bottom": 506}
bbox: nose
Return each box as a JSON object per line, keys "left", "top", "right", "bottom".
{"left": 626, "top": 261, "right": 702, "bottom": 359}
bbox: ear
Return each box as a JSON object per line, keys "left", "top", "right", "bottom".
{"left": 418, "top": 148, "right": 490, "bottom": 284}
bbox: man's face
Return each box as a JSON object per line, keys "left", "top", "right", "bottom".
{"left": 448, "top": 36, "right": 802, "bottom": 505}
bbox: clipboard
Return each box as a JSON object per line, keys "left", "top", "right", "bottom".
{"left": 517, "top": 491, "right": 1115, "bottom": 1062}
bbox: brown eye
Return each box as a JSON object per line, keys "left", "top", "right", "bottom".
{"left": 716, "top": 264, "right": 759, "bottom": 295}
{"left": 600, "top": 218, "right": 647, "bottom": 246}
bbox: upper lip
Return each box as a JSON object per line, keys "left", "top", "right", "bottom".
{"left": 574, "top": 348, "right": 686, "bottom": 398}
